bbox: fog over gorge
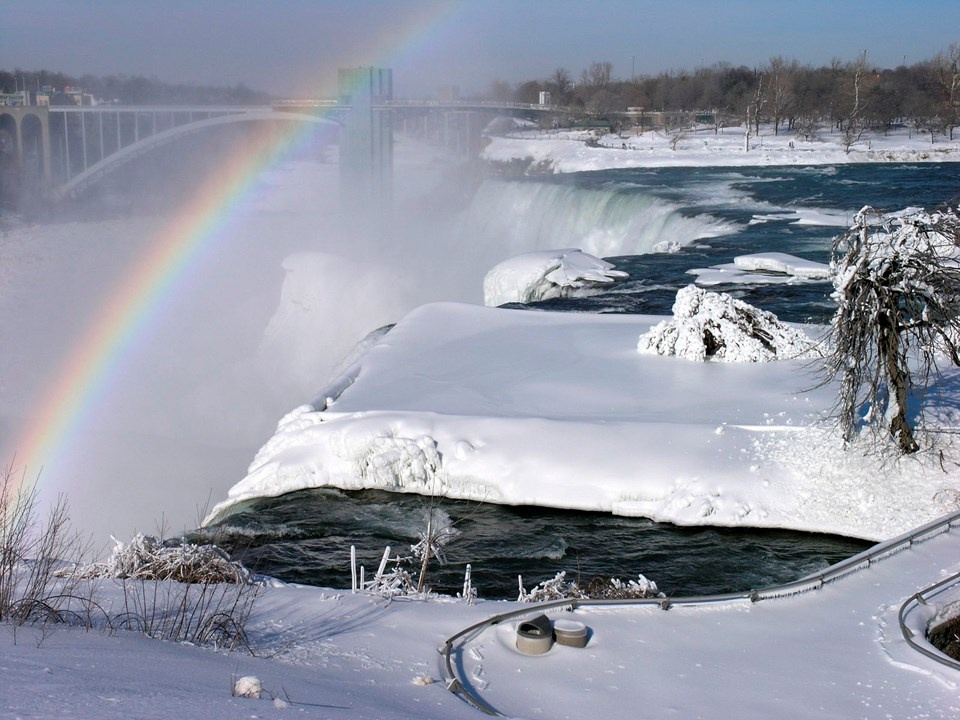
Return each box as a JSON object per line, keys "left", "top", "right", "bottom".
{"left": 1, "top": 116, "right": 495, "bottom": 540}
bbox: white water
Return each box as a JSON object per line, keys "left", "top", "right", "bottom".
{"left": 458, "top": 179, "right": 736, "bottom": 260}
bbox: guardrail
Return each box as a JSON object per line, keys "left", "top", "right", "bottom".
{"left": 899, "top": 570, "right": 960, "bottom": 671}
{"left": 438, "top": 508, "right": 960, "bottom": 716}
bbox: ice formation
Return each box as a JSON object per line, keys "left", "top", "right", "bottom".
{"left": 483, "top": 249, "right": 628, "bottom": 306}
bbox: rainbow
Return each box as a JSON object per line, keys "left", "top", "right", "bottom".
{"left": 7, "top": 2, "right": 463, "bottom": 491}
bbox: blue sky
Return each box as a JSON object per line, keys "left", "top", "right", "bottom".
{"left": 3, "top": 0, "right": 958, "bottom": 98}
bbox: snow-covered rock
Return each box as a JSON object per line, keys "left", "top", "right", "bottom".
{"left": 483, "top": 249, "right": 628, "bottom": 306}
{"left": 233, "top": 676, "right": 262, "bottom": 699}
{"left": 637, "top": 285, "right": 818, "bottom": 362}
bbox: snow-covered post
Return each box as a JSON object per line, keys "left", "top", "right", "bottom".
{"left": 461, "top": 564, "right": 475, "bottom": 605}
{"left": 350, "top": 545, "right": 357, "bottom": 593}
{"left": 744, "top": 105, "right": 751, "bottom": 152}
{"left": 374, "top": 546, "right": 391, "bottom": 585}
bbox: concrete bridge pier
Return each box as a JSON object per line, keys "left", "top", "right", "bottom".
{"left": 337, "top": 67, "right": 393, "bottom": 229}
{"left": 0, "top": 106, "right": 53, "bottom": 204}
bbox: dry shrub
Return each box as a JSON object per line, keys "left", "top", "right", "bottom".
{"left": 519, "top": 571, "right": 662, "bottom": 602}
{"left": 1, "top": 462, "right": 94, "bottom": 633}
{"left": 71, "top": 533, "right": 249, "bottom": 583}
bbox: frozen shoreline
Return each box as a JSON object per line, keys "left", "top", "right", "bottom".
{"left": 482, "top": 123, "right": 960, "bottom": 173}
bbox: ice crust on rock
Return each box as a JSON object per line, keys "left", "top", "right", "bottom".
{"left": 483, "top": 249, "right": 627, "bottom": 306}
{"left": 637, "top": 285, "right": 818, "bottom": 362}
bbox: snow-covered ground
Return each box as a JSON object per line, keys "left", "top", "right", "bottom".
{"left": 5, "top": 508, "right": 960, "bottom": 719}
{"left": 482, "top": 123, "right": 960, "bottom": 173}
{"left": 5, "top": 123, "right": 960, "bottom": 718}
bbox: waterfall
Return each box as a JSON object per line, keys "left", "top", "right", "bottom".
{"left": 457, "top": 179, "right": 738, "bottom": 262}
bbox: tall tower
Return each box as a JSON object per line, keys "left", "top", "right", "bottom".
{"left": 338, "top": 67, "right": 393, "bottom": 222}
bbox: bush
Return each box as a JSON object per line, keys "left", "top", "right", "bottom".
{"left": 71, "top": 533, "right": 250, "bottom": 583}
{"left": 1, "top": 462, "right": 93, "bottom": 630}
{"left": 69, "top": 534, "right": 258, "bottom": 650}
{"left": 518, "top": 571, "right": 662, "bottom": 602}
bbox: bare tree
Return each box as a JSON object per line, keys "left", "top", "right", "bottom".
{"left": 767, "top": 57, "right": 796, "bottom": 135}
{"left": 548, "top": 67, "right": 573, "bottom": 104}
{"left": 752, "top": 71, "right": 766, "bottom": 134}
{"left": 581, "top": 61, "right": 613, "bottom": 89}
{"left": 824, "top": 206, "right": 960, "bottom": 454}
{"left": 933, "top": 44, "right": 960, "bottom": 141}
{"left": 841, "top": 51, "right": 869, "bottom": 152}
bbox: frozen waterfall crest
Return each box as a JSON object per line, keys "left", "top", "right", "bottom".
{"left": 459, "top": 179, "right": 738, "bottom": 259}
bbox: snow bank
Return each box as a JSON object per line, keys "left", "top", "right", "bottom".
{"left": 482, "top": 125, "right": 960, "bottom": 174}
{"left": 483, "top": 248, "right": 628, "bottom": 306}
{"left": 205, "top": 302, "right": 959, "bottom": 541}
{"left": 637, "top": 285, "right": 819, "bottom": 362}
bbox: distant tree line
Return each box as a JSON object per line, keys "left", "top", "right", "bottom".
{"left": 0, "top": 68, "right": 270, "bottom": 106}
{"left": 486, "top": 45, "right": 960, "bottom": 141}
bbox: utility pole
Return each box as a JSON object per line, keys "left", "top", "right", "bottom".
{"left": 632, "top": 55, "right": 636, "bottom": 81}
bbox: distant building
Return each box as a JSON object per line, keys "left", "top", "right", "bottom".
{"left": 539, "top": 91, "right": 552, "bottom": 106}
{"left": 0, "top": 91, "right": 27, "bottom": 107}
{"left": 64, "top": 87, "right": 96, "bottom": 106}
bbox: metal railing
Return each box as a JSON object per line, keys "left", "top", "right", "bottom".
{"left": 438, "top": 508, "right": 960, "bottom": 716}
{"left": 899, "top": 570, "right": 960, "bottom": 671}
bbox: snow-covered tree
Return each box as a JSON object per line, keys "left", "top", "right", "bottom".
{"left": 825, "top": 205, "right": 960, "bottom": 454}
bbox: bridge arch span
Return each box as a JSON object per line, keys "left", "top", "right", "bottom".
{"left": 58, "top": 110, "right": 339, "bottom": 199}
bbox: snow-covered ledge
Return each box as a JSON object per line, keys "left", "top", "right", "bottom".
{"left": 205, "top": 302, "right": 959, "bottom": 541}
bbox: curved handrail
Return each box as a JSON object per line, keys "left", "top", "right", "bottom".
{"left": 899, "top": 570, "right": 960, "bottom": 671}
{"left": 439, "top": 508, "right": 960, "bottom": 716}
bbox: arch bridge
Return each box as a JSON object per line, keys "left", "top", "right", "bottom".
{"left": 0, "top": 94, "right": 569, "bottom": 203}
{"left": 0, "top": 105, "right": 344, "bottom": 199}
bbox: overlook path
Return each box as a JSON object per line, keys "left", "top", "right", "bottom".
{"left": 445, "top": 515, "right": 960, "bottom": 719}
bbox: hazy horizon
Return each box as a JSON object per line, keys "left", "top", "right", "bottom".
{"left": 3, "top": 0, "right": 960, "bottom": 99}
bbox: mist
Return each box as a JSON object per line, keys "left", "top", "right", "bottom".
{"left": 1, "top": 115, "right": 514, "bottom": 546}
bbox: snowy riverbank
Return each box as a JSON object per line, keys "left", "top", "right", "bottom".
{"left": 482, "top": 123, "right": 960, "bottom": 173}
